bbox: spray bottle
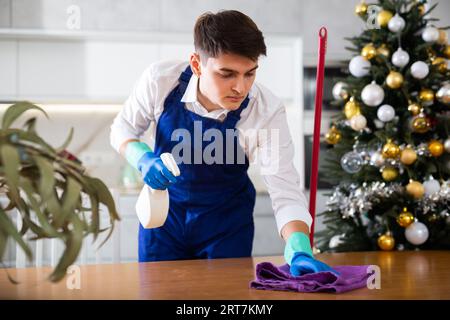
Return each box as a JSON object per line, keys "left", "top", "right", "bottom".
{"left": 135, "top": 153, "right": 180, "bottom": 228}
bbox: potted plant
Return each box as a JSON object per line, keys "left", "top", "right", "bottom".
{"left": 0, "top": 102, "right": 120, "bottom": 282}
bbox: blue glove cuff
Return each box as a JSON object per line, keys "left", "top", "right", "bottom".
{"left": 125, "top": 141, "right": 153, "bottom": 170}
{"left": 284, "top": 232, "right": 313, "bottom": 265}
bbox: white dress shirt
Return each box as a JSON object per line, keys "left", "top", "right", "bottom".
{"left": 110, "top": 60, "right": 312, "bottom": 237}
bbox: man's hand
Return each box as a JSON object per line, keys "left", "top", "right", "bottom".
{"left": 289, "top": 252, "right": 339, "bottom": 276}
{"left": 124, "top": 141, "right": 177, "bottom": 190}
{"left": 284, "top": 231, "right": 339, "bottom": 277}
{"left": 137, "top": 152, "right": 177, "bottom": 190}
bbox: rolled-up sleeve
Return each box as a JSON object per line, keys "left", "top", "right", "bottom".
{"left": 110, "top": 67, "right": 156, "bottom": 153}
{"left": 257, "top": 104, "right": 312, "bottom": 238}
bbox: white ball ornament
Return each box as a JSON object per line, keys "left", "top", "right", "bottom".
{"left": 350, "top": 114, "right": 367, "bottom": 131}
{"left": 445, "top": 138, "right": 450, "bottom": 153}
{"left": 410, "top": 61, "right": 429, "bottom": 79}
{"left": 361, "top": 81, "right": 385, "bottom": 107}
{"left": 349, "top": 56, "right": 371, "bottom": 78}
{"left": 377, "top": 104, "right": 395, "bottom": 122}
{"left": 423, "top": 178, "right": 440, "bottom": 196}
{"left": 422, "top": 26, "right": 439, "bottom": 42}
{"left": 405, "top": 221, "right": 429, "bottom": 245}
{"left": 436, "top": 83, "right": 450, "bottom": 106}
{"left": 392, "top": 47, "right": 410, "bottom": 68}
{"left": 370, "top": 151, "right": 385, "bottom": 167}
{"left": 332, "top": 81, "right": 348, "bottom": 101}
{"left": 388, "top": 13, "right": 405, "bottom": 33}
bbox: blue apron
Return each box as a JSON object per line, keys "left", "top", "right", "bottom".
{"left": 138, "top": 66, "right": 256, "bottom": 262}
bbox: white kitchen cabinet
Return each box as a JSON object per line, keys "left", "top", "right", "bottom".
{"left": 105, "top": 192, "right": 285, "bottom": 263}
{"left": 1, "top": 189, "right": 334, "bottom": 268}
{"left": 0, "top": 30, "right": 302, "bottom": 105}
{"left": 0, "top": 40, "right": 16, "bottom": 96}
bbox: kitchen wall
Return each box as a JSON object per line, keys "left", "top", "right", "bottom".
{"left": 2, "top": 0, "right": 448, "bottom": 60}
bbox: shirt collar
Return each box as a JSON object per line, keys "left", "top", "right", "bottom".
{"left": 180, "top": 73, "right": 199, "bottom": 104}
{"left": 181, "top": 73, "right": 255, "bottom": 119}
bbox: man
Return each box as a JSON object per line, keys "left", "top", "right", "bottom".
{"left": 110, "top": 10, "right": 337, "bottom": 276}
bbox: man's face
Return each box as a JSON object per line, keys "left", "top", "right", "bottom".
{"left": 192, "top": 52, "right": 258, "bottom": 111}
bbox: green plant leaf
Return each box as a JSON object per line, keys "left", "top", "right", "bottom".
{"left": 20, "top": 178, "right": 59, "bottom": 238}
{"left": 89, "top": 177, "right": 120, "bottom": 221}
{"left": 23, "top": 117, "right": 37, "bottom": 134}
{"left": 10, "top": 129, "right": 56, "bottom": 158}
{"left": 48, "top": 215, "right": 83, "bottom": 282}
{"left": 0, "top": 228, "right": 7, "bottom": 262}
{"left": 0, "top": 207, "right": 32, "bottom": 260}
{"left": 1, "top": 144, "right": 21, "bottom": 202}
{"left": 2, "top": 101, "right": 48, "bottom": 129}
{"left": 87, "top": 193, "right": 100, "bottom": 241}
{"left": 53, "top": 177, "right": 82, "bottom": 228}
{"left": 55, "top": 127, "right": 74, "bottom": 154}
{"left": 96, "top": 221, "right": 115, "bottom": 250}
{"left": 33, "top": 155, "right": 55, "bottom": 200}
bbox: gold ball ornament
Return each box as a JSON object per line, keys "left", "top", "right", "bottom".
{"left": 344, "top": 97, "right": 361, "bottom": 119}
{"left": 377, "top": 44, "right": 390, "bottom": 57}
{"left": 378, "top": 232, "right": 395, "bottom": 251}
{"left": 400, "top": 147, "right": 417, "bottom": 165}
{"left": 386, "top": 71, "right": 404, "bottom": 89}
{"left": 444, "top": 45, "right": 450, "bottom": 59}
{"left": 382, "top": 139, "right": 400, "bottom": 159}
{"left": 437, "top": 29, "right": 448, "bottom": 45}
{"left": 411, "top": 114, "right": 430, "bottom": 133}
{"left": 418, "top": 4, "right": 425, "bottom": 15}
{"left": 325, "top": 126, "right": 342, "bottom": 145}
{"left": 362, "top": 43, "right": 377, "bottom": 60}
{"left": 381, "top": 166, "right": 398, "bottom": 181}
{"left": 377, "top": 10, "right": 393, "bottom": 28}
{"left": 397, "top": 208, "right": 415, "bottom": 227}
{"left": 428, "top": 140, "right": 444, "bottom": 157}
{"left": 407, "top": 102, "right": 421, "bottom": 116}
{"left": 355, "top": 2, "right": 368, "bottom": 16}
{"left": 427, "top": 47, "right": 437, "bottom": 60}
{"left": 406, "top": 180, "right": 425, "bottom": 199}
{"left": 419, "top": 88, "right": 434, "bottom": 106}
{"left": 431, "top": 57, "right": 448, "bottom": 73}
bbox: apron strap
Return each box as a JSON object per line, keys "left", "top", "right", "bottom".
{"left": 178, "top": 64, "right": 250, "bottom": 128}
{"left": 224, "top": 96, "right": 250, "bottom": 128}
{"left": 178, "top": 66, "right": 193, "bottom": 93}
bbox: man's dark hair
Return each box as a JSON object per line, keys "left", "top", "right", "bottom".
{"left": 194, "top": 10, "right": 266, "bottom": 62}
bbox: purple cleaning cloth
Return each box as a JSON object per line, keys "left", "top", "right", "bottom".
{"left": 250, "top": 262, "right": 371, "bottom": 293}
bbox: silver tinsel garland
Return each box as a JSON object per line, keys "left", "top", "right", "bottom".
{"left": 326, "top": 180, "right": 450, "bottom": 219}
{"left": 416, "top": 180, "right": 450, "bottom": 217}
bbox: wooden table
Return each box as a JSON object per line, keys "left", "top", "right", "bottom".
{"left": 1, "top": 251, "right": 449, "bottom": 299}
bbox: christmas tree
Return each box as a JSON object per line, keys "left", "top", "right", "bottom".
{"left": 316, "top": 0, "right": 450, "bottom": 252}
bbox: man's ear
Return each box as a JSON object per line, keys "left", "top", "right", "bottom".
{"left": 189, "top": 53, "right": 202, "bottom": 77}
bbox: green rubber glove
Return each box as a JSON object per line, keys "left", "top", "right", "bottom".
{"left": 125, "top": 141, "right": 153, "bottom": 170}
{"left": 284, "top": 232, "right": 313, "bottom": 265}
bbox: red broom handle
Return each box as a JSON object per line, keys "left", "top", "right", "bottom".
{"left": 309, "top": 27, "right": 327, "bottom": 246}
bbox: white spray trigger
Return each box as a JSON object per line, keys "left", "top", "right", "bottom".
{"left": 160, "top": 153, "right": 180, "bottom": 177}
